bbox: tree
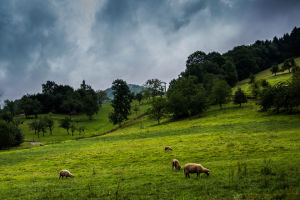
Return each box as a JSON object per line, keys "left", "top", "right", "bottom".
{"left": 250, "top": 81, "right": 261, "bottom": 99}
{"left": 78, "top": 126, "right": 85, "bottom": 135}
{"left": 186, "top": 51, "right": 206, "bottom": 66}
{"left": 0, "top": 110, "right": 13, "bottom": 122}
{"left": 61, "top": 95, "right": 82, "bottom": 118}
{"left": 234, "top": 88, "right": 247, "bottom": 107}
{"left": 38, "top": 118, "right": 47, "bottom": 137}
{"left": 77, "top": 80, "right": 99, "bottom": 120}
{"left": 96, "top": 90, "right": 108, "bottom": 104}
{"left": 135, "top": 92, "right": 143, "bottom": 104}
{"left": 29, "top": 120, "right": 38, "bottom": 138}
{"left": 149, "top": 97, "right": 167, "bottom": 124}
{"left": 144, "top": 79, "right": 164, "bottom": 97}
{"left": 0, "top": 120, "right": 23, "bottom": 149}
{"left": 4, "top": 100, "right": 16, "bottom": 117}
{"left": 142, "top": 88, "right": 151, "bottom": 102}
{"left": 283, "top": 58, "right": 293, "bottom": 73}
{"left": 44, "top": 116, "right": 54, "bottom": 135}
{"left": 133, "top": 104, "right": 139, "bottom": 117}
{"left": 70, "top": 122, "right": 76, "bottom": 136}
{"left": 210, "top": 79, "right": 232, "bottom": 108}
{"left": 167, "top": 76, "right": 207, "bottom": 118}
{"left": 60, "top": 117, "right": 71, "bottom": 135}
{"left": 42, "top": 81, "right": 58, "bottom": 95}
{"left": 19, "top": 95, "right": 41, "bottom": 118}
{"left": 222, "top": 61, "right": 238, "bottom": 87}
{"left": 249, "top": 73, "right": 255, "bottom": 84}
{"left": 271, "top": 65, "right": 279, "bottom": 76}
{"left": 109, "top": 79, "right": 132, "bottom": 125}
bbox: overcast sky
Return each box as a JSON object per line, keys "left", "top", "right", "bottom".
{"left": 0, "top": 0, "right": 300, "bottom": 101}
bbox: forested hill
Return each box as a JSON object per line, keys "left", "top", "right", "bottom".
{"left": 104, "top": 84, "right": 144, "bottom": 99}
{"left": 180, "top": 27, "right": 300, "bottom": 88}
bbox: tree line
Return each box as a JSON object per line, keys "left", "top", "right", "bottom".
{"left": 181, "top": 27, "right": 300, "bottom": 89}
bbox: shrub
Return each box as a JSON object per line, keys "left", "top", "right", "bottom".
{"left": 0, "top": 120, "right": 23, "bottom": 149}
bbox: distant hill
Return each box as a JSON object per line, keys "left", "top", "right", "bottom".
{"left": 104, "top": 84, "right": 145, "bottom": 99}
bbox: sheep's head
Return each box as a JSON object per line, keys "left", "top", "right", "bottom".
{"left": 178, "top": 165, "right": 181, "bottom": 170}
{"left": 70, "top": 174, "right": 75, "bottom": 178}
{"left": 205, "top": 170, "right": 210, "bottom": 176}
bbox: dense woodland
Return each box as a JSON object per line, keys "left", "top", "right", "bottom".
{"left": 1, "top": 27, "right": 300, "bottom": 149}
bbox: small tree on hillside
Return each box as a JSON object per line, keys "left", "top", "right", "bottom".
{"left": 70, "top": 122, "right": 76, "bottom": 136}
{"left": 149, "top": 97, "right": 167, "bottom": 124}
{"left": 109, "top": 79, "right": 132, "bottom": 125}
{"left": 29, "top": 120, "right": 38, "bottom": 137}
{"left": 39, "top": 118, "right": 47, "bottom": 137}
{"left": 78, "top": 126, "right": 85, "bottom": 135}
{"left": 271, "top": 65, "right": 279, "bottom": 76}
{"left": 60, "top": 117, "right": 71, "bottom": 135}
{"left": 135, "top": 93, "right": 143, "bottom": 104}
{"left": 144, "top": 79, "right": 164, "bottom": 97}
{"left": 234, "top": 88, "right": 247, "bottom": 107}
{"left": 4, "top": 100, "right": 16, "bottom": 117}
{"left": 283, "top": 59, "right": 292, "bottom": 73}
{"left": 249, "top": 73, "right": 255, "bottom": 84}
{"left": 19, "top": 96, "right": 41, "bottom": 119}
{"left": 250, "top": 80, "right": 262, "bottom": 99}
{"left": 44, "top": 116, "right": 54, "bottom": 135}
{"left": 210, "top": 79, "right": 232, "bottom": 108}
{"left": 96, "top": 90, "right": 108, "bottom": 105}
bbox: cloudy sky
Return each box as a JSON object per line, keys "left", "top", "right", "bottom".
{"left": 0, "top": 0, "right": 300, "bottom": 101}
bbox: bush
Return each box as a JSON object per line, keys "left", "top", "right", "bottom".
{"left": 234, "top": 88, "right": 247, "bottom": 107}
{"left": 0, "top": 120, "right": 23, "bottom": 149}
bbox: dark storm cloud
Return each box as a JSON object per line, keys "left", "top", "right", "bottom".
{"left": 0, "top": 0, "right": 71, "bottom": 101}
{"left": 0, "top": 0, "right": 300, "bottom": 102}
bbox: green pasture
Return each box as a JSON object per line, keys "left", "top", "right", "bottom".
{"left": 1, "top": 101, "right": 300, "bottom": 199}
{"left": 14, "top": 101, "right": 150, "bottom": 147}
{"left": 233, "top": 57, "right": 300, "bottom": 95}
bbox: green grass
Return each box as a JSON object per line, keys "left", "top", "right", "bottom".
{"left": 14, "top": 101, "right": 150, "bottom": 147}
{"left": 1, "top": 101, "right": 300, "bottom": 199}
{"left": 233, "top": 57, "right": 300, "bottom": 95}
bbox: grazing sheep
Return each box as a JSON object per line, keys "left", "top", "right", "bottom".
{"left": 172, "top": 159, "right": 181, "bottom": 170}
{"left": 184, "top": 163, "right": 210, "bottom": 178}
{"left": 59, "top": 170, "right": 74, "bottom": 179}
{"left": 165, "top": 146, "right": 173, "bottom": 151}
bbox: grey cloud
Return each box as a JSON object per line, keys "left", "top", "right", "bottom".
{"left": 0, "top": 0, "right": 71, "bottom": 100}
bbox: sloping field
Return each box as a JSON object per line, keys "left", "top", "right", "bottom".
{"left": 233, "top": 57, "right": 300, "bottom": 95}
{"left": 1, "top": 102, "right": 300, "bottom": 199}
{"left": 15, "top": 101, "right": 150, "bottom": 147}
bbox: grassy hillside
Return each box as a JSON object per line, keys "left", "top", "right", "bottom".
{"left": 15, "top": 101, "right": 150, "bottom": 148}
{"left": 1, "top": 101, "right": 300, "bottom": 199}
{"left": 233, "top": 57, "right": 300, "bottom": 95}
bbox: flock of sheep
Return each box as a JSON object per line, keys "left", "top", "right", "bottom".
{"left": 58, "top": 145, "right": 210, "bottom": 180}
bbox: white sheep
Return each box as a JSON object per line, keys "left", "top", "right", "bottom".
{"left": 184, "top": 163, "right": 210, "bottom": 178}
{"left": 172, "top": 159, "right": 181, "bottom": 170}
{"left": 59, "top": 170, "right": 74, "bottom": 179}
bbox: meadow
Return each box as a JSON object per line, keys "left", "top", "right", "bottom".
{"left": 1, "top": 100, "right": 300, "bottom": 199}
{"left": 233, "top": 57, "right": 300, "bottom": 96}
{"left": 14, "top": 101, "right": 150, "bottom": 147}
